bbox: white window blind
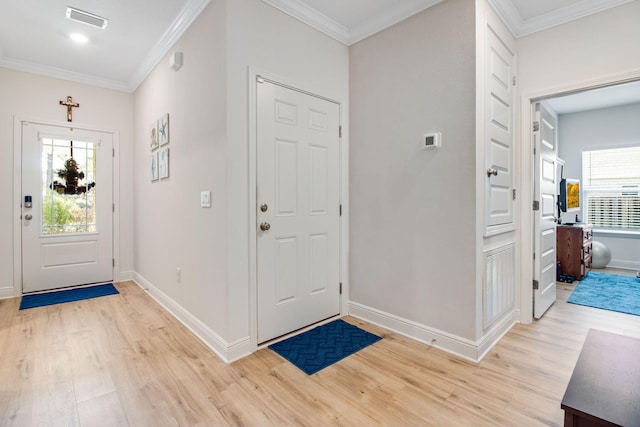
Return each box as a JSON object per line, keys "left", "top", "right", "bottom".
{"left": 582, "top": 146, "right": 640, "bottom": 230}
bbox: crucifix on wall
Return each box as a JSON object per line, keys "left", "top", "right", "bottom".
{"left": 59, "top": 96, "right": 80, "bottom": 122}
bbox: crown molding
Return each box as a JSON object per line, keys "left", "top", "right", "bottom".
{"left": 262, "top": 0, "right": 442, "bottom": 46}
{"left": 0, "top": 0, "right": 210, "bottom": 92}
{"left": 261, "top": 0, "right": 350, "bottom": 44}
{"left": 349, "top": 0, "right": 443, "bottom": 45}
{"left": 489, "top": 0, "right": 635, "bottom": 38}
{"left": 128, "top": 0, "right": 211, "bottom": 91}
{"left": 0, "top": 56, "right": 131, "bottom": 92}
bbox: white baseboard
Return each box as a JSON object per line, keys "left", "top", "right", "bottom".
{"left": 119, "top": 271, "right": 135, "bottom": 282}
{"left": 132, "top": 272, "right": 251, "bottom": 363}
{"left": 0, "top": 286, "right": 16, "bottom": 300}
{"left": 349, "top": 301, "right": 517, "bottom": 363}
{"left": 607, "top": 259, "right": 640, "bottom": 271}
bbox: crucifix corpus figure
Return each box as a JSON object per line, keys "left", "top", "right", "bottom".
{"left": 59, "top": 96, "right": 80, "bottom": 122}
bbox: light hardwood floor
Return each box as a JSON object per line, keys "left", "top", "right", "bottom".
{"left": 1, "top": 269, "right": 639, "bottom": 426}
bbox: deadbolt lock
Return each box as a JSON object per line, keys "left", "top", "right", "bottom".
{"left": 260, "top": 203, "right": 268, "bottom": 212}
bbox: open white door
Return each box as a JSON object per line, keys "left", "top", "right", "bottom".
{"left": 256, "top": 79, "right": 340, "bottom": 343}
{"left": 21, "top": 122, "right": 113, "bottom": 293}
{"left": 533, "top": 102, "right": 558, "bottom": 318}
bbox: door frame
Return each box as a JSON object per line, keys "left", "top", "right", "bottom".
{"left": 518, "top": 70, "right": 640, "bottom": 323}
{"left": 13, "top": 117, "right": 121, "bottom": 297}
{"left": 248, "top": 68, "right": 348, "bottom": 352}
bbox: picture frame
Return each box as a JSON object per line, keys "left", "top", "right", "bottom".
{"left": 151, "top": 151, "right": 159, "bottom": 181}
{"left": 150, "top": 122, "right": 159, "bottom": 151}
{"left": 159, "top": 147, "right": 169, "bottom": 179}
{"left": 158, "top": 113, "right": 169, "bottom": 146}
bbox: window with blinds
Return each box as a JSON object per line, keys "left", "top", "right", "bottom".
{"left": 582, "top": 146, "right": 640, "bottom": 230}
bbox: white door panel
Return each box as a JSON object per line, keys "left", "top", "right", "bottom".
{"left": 22, "top": 122, "right": 113, "bottom": 292}
{"left": 485, "top": 26, "right": 516, "bottom": 232}
{"left": 257, "top": 80, "right": 340, "bottom": 343}
{"left": 533, "top": 102, "right": 558, "bottom": 318}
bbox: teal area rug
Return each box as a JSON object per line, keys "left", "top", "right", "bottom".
{"left": 269, "top": 319, "right": 381, "bottom": 375}
{"left": 19, "top": 283, "right": 119, "bottom": 310}
{"left": 567, "top": 272, "right": 640, "bottom": 316}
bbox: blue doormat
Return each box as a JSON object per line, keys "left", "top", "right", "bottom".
{"left": 567, "top": 272, "right": 640, "bottom": 316}
{"left": 269, "top": 319, "right": 381, "bottom": 375}
{"left": 19, "top": 283, "right": 119, "bottom": 310}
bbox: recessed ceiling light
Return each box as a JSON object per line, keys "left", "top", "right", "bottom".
{"left": 70, "top": 33, "right": 89, "bottom": 44}
{"left": 66, "top": 6, "right": 108, "bottom": 30}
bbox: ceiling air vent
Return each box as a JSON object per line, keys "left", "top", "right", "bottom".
{"left": 66, "top": 7, "right": 108, "bottom": 30}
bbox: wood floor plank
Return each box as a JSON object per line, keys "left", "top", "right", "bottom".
{"left": 1, "top": 268, "right": 639, "bottom": 426}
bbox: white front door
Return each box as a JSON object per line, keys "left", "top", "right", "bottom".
{"left": 533, "top": 102, "right": 558, "bottom": 318}
{"left": 21, "top": 122, "right": 113, "bottom": 293}
{"left": 256, "top": 79, "right": 340, "bottom": 343}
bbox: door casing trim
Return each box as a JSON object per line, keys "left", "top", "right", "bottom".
{"left": 518, "top": 69, "right": 640, "bottom": 323}
{"left": 13, "top": 117, "right": 121, "bottom": 296}
{"left": 247, "top": 67, "right": 348, "bottom": 353}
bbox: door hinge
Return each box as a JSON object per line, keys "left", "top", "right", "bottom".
{"left": 257, "top": 76, "right": 264, "bottom": 84}
{"left": 112, "top": 148, "right": 115, "bottom": 157}
{"left": 339, "top": 282, "right": 342, "bottom": 295}
{"left": 532, "top": 279, "right": 539, "bottom": 290}
{"left": 533, "top": 146, "right": 537, "bottom": 155}
{"left": 512, "top": 189, "right": 516, "bottom": 200}
{"left": 339, "top": 125, "right": 342, "bottom": 138}
{"left": 112, "top": 203, "right": 115, "bottom": 212}
{"left": 512, "top": 75, "right": 516, "bottom": 86}
{"left": 532, "top": 200, "right": 540, "bottom": 211}
{"left": 533, "top": 121, "right": 540, "bottom": 132}
{"left": 533, "top": 252, "right": 536, "bottom": 260}
{"left": 112, "top": 258, "right": 115, "bottom": 267}
{"left": 339, "top": 204, "right": 342, "bottom": 216}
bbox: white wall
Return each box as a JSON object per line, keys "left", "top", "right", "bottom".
{"left": 0, "top": 68, "right": 134, "bottom": 298}
{"left": 133, "top": 0, "right": 230, "bottom": 341}
{"left": 225, "top": 0, "right": 349, "bottom": 346}
{"left": 558, "top": 102, "right": 640, "bottom": 269}
{"left": 349, "top": 0, "right": 477, "bottom": 340}
{"left": 132, "top": 0, "right": 348, "bottom": 358}
{"left": 516, "top": 0, "right": 640, "bottom": 319}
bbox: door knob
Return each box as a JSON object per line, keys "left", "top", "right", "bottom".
{"left": 487, "top": 168, "right": 499, "bottom": 177}
{"left": 260, "top": 203, "right": 268, "bottom": 212}
{"left": 24, "top": 214, "right": 33, "bottom": 221}
{"left": 260, "top": 222, "right": 271, "bottom": 231}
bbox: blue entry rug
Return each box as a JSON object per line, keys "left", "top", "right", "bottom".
{"left": 269, "top": 319, "right": 381, "bottom": 375}
{"left": 19, "top": 283, "right": 119, "bottom": 310}
{"left": 567, "top": 272, "right": 640, "bottom": 316}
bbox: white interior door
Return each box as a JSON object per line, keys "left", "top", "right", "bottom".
{"left": 533, "top": 102, "right": 558, "bottom": 319}
{"left": 22, "top": 122, "right": 113, "bottom": 293}
{"left": 484, "top": 23, "right": 516, "bottom": 233}
{"left": 257, "top": 79, "right": 340, "bottom": 343}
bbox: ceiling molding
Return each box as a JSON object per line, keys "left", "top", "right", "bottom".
{"left": 261, "top": 0, "right": 351, "bottom": 44}
{"left": 489, "top": 0, "right": 635, "bottom": 38}
{"left": 0, "top": 0, "right": 210, "bottom": 92}
{"left": 0, "top": 56, "right": 131, "bottom": 92}
{"left": 349, "top": 0, "right": 443, "bottom": 45}
{"left": 262, "top": 0, "right": 443, "bottom": 46}
{"left": 128, "top": 0, "right": 211, "bottom": 91}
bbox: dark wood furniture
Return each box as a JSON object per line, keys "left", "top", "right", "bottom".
{"left": 556, "top": 224, "right": 592, "bottom": 280}
{"left": 561, "top": 329, "right": 640, "bottom": 426}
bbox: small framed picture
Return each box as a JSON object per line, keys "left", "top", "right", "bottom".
{"left": 159, "top": 147, "right": 169, "bottom": 179}
{"left": 150, "top": 123, "right": 159, "bottom": 151}
{"left": 151, "top": 151, "right": 159, "bottom": 181}
{"left": 158, "top": 113, "right": 169, "bottom": 146}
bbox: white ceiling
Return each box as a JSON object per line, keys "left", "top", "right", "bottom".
{"left": 0, "top": 0, "right": 637, "bottom": 111}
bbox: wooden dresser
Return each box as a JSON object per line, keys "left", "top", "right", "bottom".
{"left": 556, "top": 223, "right": 592, "bottom": 280}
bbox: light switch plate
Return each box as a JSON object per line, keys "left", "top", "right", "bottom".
{"left": 200, "top": 191, "right": 211, "bottom": 208}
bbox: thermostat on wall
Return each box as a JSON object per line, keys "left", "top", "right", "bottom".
{"left": 423, "top": 132, "right": 441, "bottom": 149}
